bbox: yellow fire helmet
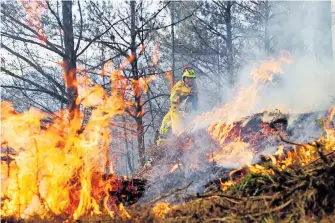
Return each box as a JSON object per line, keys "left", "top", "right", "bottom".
{"left": 182, "top": 67, "right": 196, "bottom": 79}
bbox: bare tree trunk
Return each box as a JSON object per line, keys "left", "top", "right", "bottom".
{"left": 57, "top": 0, "right": 66, "bottom": 112}
{"left": 171, "top": 2, "right": 175, "bottom": 85}
{"left": 130, "top": 1, "right": 145, "bottom": 167}
{"left": 216, "top": 13, "right": 223, "bottom": 103}
{"left": 225, "top": 1, "right": 234, "bottom": 87}
{"left": 62, "top": 1, "right": 78, "bottom": 122}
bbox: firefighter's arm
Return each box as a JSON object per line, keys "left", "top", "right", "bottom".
{"left": 170, "top": 84, "right": 188, "bottom": 105}
{"left": 170, "top": 89, "right": 182, "bottom": 104}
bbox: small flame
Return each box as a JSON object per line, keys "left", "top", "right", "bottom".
{"left": 118, "top": 203, "right": 131, "bottom": 219}
{"left": 209, "top": 142, "right": 253, "bottom": 168}
{"left": 169, "top": 163, "right": 183, "bottom": 173}
{"left": 220, "top": 178, "right": 234, "bottom": 191}
{"left": 152, "top": 44, "right": 160, "bottom": 66}
{"left": 152, "top": 202, "right": 171, "bottom": 218}
{"left": 165, "top": 71, "right": 174, "bottom": 89}
{"left": 275, "top": 145, "right": 284, "bottom": 162}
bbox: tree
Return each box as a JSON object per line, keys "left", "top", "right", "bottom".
{"left": 1, "top": 1, "right": 67, "bottom": 113}
{"left": 61, "top": 0, "right": 78, "bottom": 121}
{"left": 83, "top": 0, "right": 174, "bottom": 167}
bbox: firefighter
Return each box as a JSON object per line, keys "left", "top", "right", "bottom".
{"left": 156, "top": 67, "right": 198, "bottom": 145}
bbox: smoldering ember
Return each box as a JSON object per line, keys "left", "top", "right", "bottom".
{"left": 1, "top": 1, "right": 335, "bottom": 222}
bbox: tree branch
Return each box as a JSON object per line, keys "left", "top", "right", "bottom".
{"left": 1, "top": 32, "right": 64, "bottom": 55}
{"left": 2, "top": 44, "right": 66, "bottom": 95}
{"left": 196, "top": 15, "right": 227, "bottom": 41}
{"left": 142, "top": 94, "right": 170, "bottom": 106}
{"left": 1, "top": 67, "right": 68, "bottom": 104}
{"left": 46, "top": 1, "right": 64, "bottom": 30}
{"left": 75, "top": 0, "right": 83, "bottom": 53}
{"left": 76, "top": 15, "right": 130, "bottom": 58}
{"left": 140, "top": 4, "right": 202, "bottom": 32}
{"left": 136, "top": 1, "right": 171, "bottom": 31}
{"left": 190, "top": 20, "right": 221, "bottom": 54}
{"left": 1, "top": 8, "right": 66, "bottom": 57}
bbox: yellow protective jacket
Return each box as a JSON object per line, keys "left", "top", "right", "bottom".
{"left": 170, "top": 80, "right": 193, "bottom": 110}
{"left": 159, "top": 80, "right": 198, "bottom": 138}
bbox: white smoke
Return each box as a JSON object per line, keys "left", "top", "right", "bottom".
{"left": 255, "top": 57, "right": 335, "bottom": 114}
{"left": 141, "top": 1, "right": 335, "bottom": 200}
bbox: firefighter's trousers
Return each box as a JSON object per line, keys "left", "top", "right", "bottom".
{"left": 159, "top": 108, "right": 184, "bottom": 140}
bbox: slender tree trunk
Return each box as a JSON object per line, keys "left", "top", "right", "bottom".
{"left": 130, "top": 1, "right": 145, "bottom": 167}
{"left": 171, "top": 2, "right": 175, "bottom": 85}
{"left": 62, "top": 1, "right": 78, "bottom": 122}
{"left": 57, "top": 0, "right": 65, "bottom": 113}
{"left": 225, "top": 1, "right": 234, "bottom": 87}
{"left": 216, "top": 13, "right": 223, "bottom": 103}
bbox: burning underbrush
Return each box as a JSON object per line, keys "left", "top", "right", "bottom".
{"left": 113, "top": 106, "right": 335, "bottom": 223}
{"left": 134, "top": 110, "right": 287, "bottom": 199}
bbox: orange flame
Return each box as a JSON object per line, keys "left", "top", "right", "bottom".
{"left": 169, "top": 163, "right": 183, "bottom": 173}
{"left": 0, "top": 40, "right": 160, "bottom": 220}
{"left": 118, "top": 203, "right": 131, "bottom": 219}
{"left": 220, "top": 178, "right": 234, "bottom": 191}
{"left": 209, "top": 142, "right": 253, "bottom": 168}
{"left": 0, "top": 52, "right": 148, "bottom": 220}
{"left": 152, "top": 202, "right": 171, "bottom": 218}
{"left": 165, "top": 71, "right": 174, "bottom": 89}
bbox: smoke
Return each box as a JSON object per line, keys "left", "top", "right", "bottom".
{"left": 141, "top": 1, "right": 335, "bottom": 201}
{"left": 189, "top": 0, "right": 335, "bottom": 132}
{"left": 141, "top": 55, "right": 335, "bottom": 201}
{"left": 255, "top": 57, "right": 335, "bottom": 113}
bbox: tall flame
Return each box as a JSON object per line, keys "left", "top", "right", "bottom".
{"left": 0, "top": 54, "right": 148, "bottom": 220}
